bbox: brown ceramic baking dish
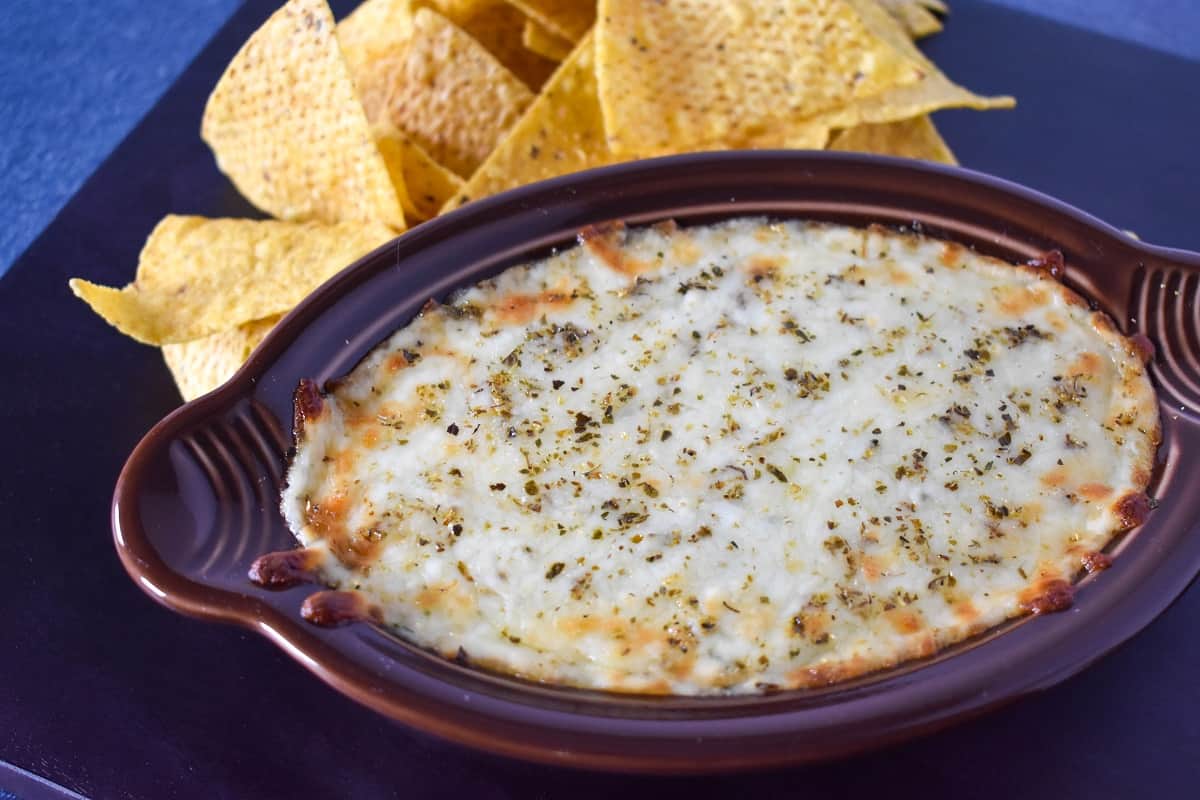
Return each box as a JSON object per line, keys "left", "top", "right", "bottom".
{"left": 112, "top": 152, "right": 1200, "bottom": 773}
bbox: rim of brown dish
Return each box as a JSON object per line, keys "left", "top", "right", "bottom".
{"left": 112, "top": 152, "right": 1200, "bottom": 773}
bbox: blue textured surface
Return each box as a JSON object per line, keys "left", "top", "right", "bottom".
{"left": 0, "top": 0, "right": 241, "bottom": 275}
{"left": 991, "top": 0, "right": 1199, "bottom": 61}
{"left": 0, "top": 0, "right": 1197, "bottom": 278}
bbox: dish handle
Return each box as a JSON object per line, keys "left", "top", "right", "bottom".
{"left": 1127, "top": 244, "right": 1200, "bottom": 422}
{"left": 112, "top": 396, "right": 294, "bottom": 618}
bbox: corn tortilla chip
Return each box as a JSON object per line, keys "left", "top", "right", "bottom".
{"left": 340, "top": 0, "right": 554, "bottom": 102}
{"left": 435, "top": 0, "right": 559, "bottom": 88}
{"left": 442, "top": 31, "right": 611, "bottom": 212}
{"left": 739, "top": 69, "right": 1010, "bottom": 148}
{"left": 522, "top": 18, "right": 573, "bottom": 61}
{"left": 508, "top": 0, "right": 594, "bottom": 42}
{"left": 879, "top": 0, "right": 944, "bottom": 38}
{"left": 382, "top": 7, "right": 535, "bottom": 177}
{"left": 441, "top": 26, "right": 838, "bottom": 213}
{"left": 735, "top": 1, "right": 1010, "bottom": 147}
{"left": 200, "top": 0, "right": 404, "bottom": 229}
{"left": 665, "top": 118, "right": 832, "bottom": 152}
{"left": 595, "top": 0, "right": 927, "bottom": 156}
{"left": 844, "top": 0, "right": 929, "bottom": 65}
{"left": 828, "top": 115, "right": 956, "bottom": 164}
{"left": 422, "top": 0, "right": 494, "bottom": 19}
{"left": 68, "top": 216, "right": 394, "bottom": 346}
{"left": 840, "top": 0, "right": 1007, "bottom": 119}
{"left": 338, "top": 0, "right": 415, "bottom": 75}
{"left": 833, "top": 68, "right": 1013, "bottom": 124}
{"left": 341, "top": 1, "right": 554, "bottom": 112}
{"left": 914, "top": 0, "right": 948, "bottom": 13}
{"left": 713, "top": 121, "right": 833, "bottom": 150}
{"left": 374, "top": 120, "right": 465, "bottom": 221}
{"left": 337, "top": 0, "right": 416, "bottom": 124}
{"left": 162, "top": 315, "right": 283, "bottom": 402}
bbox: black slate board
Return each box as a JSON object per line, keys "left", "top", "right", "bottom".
{"left": 3, "top": 1, "right": 1199, "bottom": 797}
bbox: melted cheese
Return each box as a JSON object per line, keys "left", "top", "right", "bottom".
{"left": 282, "top": 219, "right": 1158, "bottom": 693}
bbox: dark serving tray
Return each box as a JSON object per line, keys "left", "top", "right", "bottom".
{"left": 2, "top": 0, "right": 1199, "bottom": 796}
{"left": 112, "top": 150, "right": 1200, "bottom": 772}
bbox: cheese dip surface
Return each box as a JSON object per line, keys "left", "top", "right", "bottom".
{"left": 281, "top": 218, "right": 1158, "bottom": 694}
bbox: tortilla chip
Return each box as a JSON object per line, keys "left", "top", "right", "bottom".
{"left": 442, "top": 31, "right": 611, "bottom": 211}
{"left": 844, "top": 0, "right": 1005, "bottom": 112}
{"left": 337, "top": 0, "right": 416, "bottom": 124}
{"left": 523, "top": 18, "right": 573, "bottom": 61}
{"left": 381, "top": 7, "right": 535, "bottom": 177}
{"left": 735, "top": 1, "right": 1011, "bottom": 147}
{"left": 68, "top": 216, "right": 394, "bottom": 345}
{"left": 915, "top": 0, "right": 948, "bottom": 13}
{"left": 200, "top": 0, "right": 404, "bottom": 229}
{"left": 828, "top": 115, "right": 956, "bottom": 164}
{"left": 421, "top": 0, "right": 494, "bottom": 19}
{"left": 843, "top": 0, "right": 929, "bottom": 65}
{"left": 338, "top": 0, "right": 415, "bottom": 75}
{"left": 595, "top": 0, "right": 927, "bottom": 156}
{"left": 437, "top": 0, "right": 559, "bottom": 88}
{"left": 162, "top": 315, "right": 283, "bottom": 402}
{"left": 879, "top": 0, "right": 944, "bottom": 38}
{"left": 341, "top": 0, "right": 554, "bottom": 98}
{"left": 748, "top": 126, "right": 833, "bottom": 150}
{"left": 441, "top": 25, "right": 835, "bottom": 213}
{"left": 508, "top": 0, "right": 594, "bottom": 42}
{"left": 841, "top": 68, "right": 1012, "bottom": 122}
{"left": 374, "top": 120, "right": 465, "bottom": 221}
{"left": 740, "top": 71, "right": 1010, "bottom": 148}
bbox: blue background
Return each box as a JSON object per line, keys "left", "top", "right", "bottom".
{"left": 0, "top": 0, "right": 1196, "bottom": 277}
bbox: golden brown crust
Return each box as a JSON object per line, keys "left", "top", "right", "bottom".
{"left": 995, "top": 283, "right": 1050, "bottom": 316}
{"left": 1128, "top": 333, "right": 1156, "bottom": 364}
{"left": 494, "top": 290, "right": 576, "bottom": 325}
{"left": 1019, "top": 579, "right": 1075, "bottom": 615}
{"left": 248, "top": 547, "right": 324, "bottom": 589}
{"left": 1026, "top": 249, "right": 1066, "bottom": 280}
{"left": 1091, "top": 310, "right": 1117, "bottom": 334}
{"left": 939, "top": 241, "right": 964, "bottom": 266}
{"left": 300, "top": 590, "right": 380, "bottom": 627}
{"left": 303, "top": 492, "right": 381, "bottom": 570}
{"left": 579, "top": 220, "right": 652, "bottom": 276}
{"left": 744, "top": 255, "right": 782, "bottom": 280}
{"left": 292, "top": 378, "right": 325, "bottom": 445}
{"left": 1081, "top": 551, "right": 1114, "bottom": 574}
{"left": 1113, "top": 491, "right": 1153, "bottom": 530}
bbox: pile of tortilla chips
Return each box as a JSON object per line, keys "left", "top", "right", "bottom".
{"left": 71, "top": 0, "right": 1012, "bottom": 401}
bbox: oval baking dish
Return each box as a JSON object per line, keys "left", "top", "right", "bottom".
{"left": 112, "top": 152, "right": 1200, "bottom": 772}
